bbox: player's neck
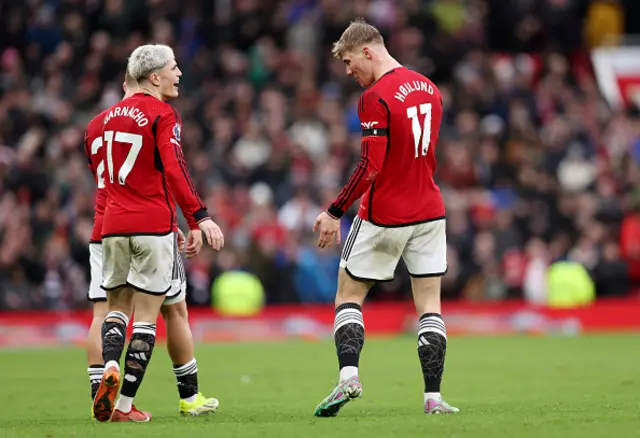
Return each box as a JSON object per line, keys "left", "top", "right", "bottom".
{"left": 137, "top": 85, "right": 164, "bottom": 101}
{"left": 373, "top": 55, "right": 402, "bottom": 82}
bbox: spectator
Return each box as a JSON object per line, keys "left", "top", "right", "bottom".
{"left": 0, "top": 0, "right": 636, "bottom": 310}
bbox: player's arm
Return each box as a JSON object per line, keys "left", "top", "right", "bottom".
{"left": 155, "top": 111, "right": 210, "bottom": 230}
{"left": 327, "top": 94, "right": 389, "bottom": 219}
{"left": 83, "top": 131, "right": 94, "bottom": 173}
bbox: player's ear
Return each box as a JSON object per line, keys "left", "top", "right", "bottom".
{"left": 362, "top": 46, "right": 372, "bottom": 60}
{"left": 149, "top": 72, "right": 161, "bottom": 87}
{"left": 122, "top": 82, "right": 127, "bottom": 93}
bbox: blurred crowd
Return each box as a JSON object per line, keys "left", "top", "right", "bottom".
{"left": 1, "top": 0, "right": 640, "bottom": 310}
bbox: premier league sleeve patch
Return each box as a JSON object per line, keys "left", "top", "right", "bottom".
{"left": 172, "top": 123, "right": 181, "bottom": 142}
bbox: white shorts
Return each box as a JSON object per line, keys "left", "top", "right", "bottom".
{"left": 88, "top": 243, "right": 107, "bottom": 302}
{"left": 93, "top": 233, "right": 186, "bottom": 303}
{"left": 339, "top": 217, "right": 447, "bottom": 281}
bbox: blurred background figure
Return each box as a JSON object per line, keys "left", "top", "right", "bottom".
{"left": 1, "top": 0, "right": 640, "bottom": 311}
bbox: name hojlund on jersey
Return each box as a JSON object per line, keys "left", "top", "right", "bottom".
{"left": 393, "top": 80, "right": 435, "bottom": 103}
{"left": 103, "top": 105, "right": 149, "bottom": 127}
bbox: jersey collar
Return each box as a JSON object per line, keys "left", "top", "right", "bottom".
{"left": 369, "top": 67, "right": 402, "bottom": 89}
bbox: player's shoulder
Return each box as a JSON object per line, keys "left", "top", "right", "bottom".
{"left": 147, "top": 95, "right": 175, "bottom": 114}
{"left": 376, "top": 67, "right": 437, "bottom": 93}
{"left": 359, "top": 82, "right": 389, "bottom": 115}
{"left": 150, "top": 98, "right": 181, "bottom": 128}
{"left": 103, "top": 94, "right": 178, "bottom": 131}
{"left": 87, "top": 108, "right": 110, "bottom": 132}
{"left": 124, "top": 93, "right": 175, "bottom": 117}
{"left": 108, "top": 93, "right": 173, "bottom": 117}
{"left": 363, "top": 67, "right": 422, "bottom": 103}
{"left": 393, "top": 66, "right": 430, "bottom": 82}
{"left": 372, "top": 67, "right": 440, "bottom": 110}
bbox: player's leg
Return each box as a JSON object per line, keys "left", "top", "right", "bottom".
{"left": 93, "top": 237, "right": 135, "bottom": 422}
{"left": 333, "top": 269, "right": 370, "bottom": 383}
{"left": 86, "top": 242, "right": 109, "bottom": 402}
{"left": 410, "top": 276, "right": 458, "bottom": 413}
{"left": 314, "top": 218, "right": 410, "bottom": 417}
{"left": 161, "top": 299, "right": 219, "bottom": 415}
{"left": 162, "top": 244, "right": 218, "bottom": 416}
{"left": 404, "top": 219, "right": 458, "bottom": 414}
{"left": 93, "top": 286, "right": 135, "bottom": 422}
{"left": 110, "top": 291, "right": 165, "bottom": 422}
{"left": 87, "top": 301, "right": 108, "bottom": 401}
{"left": 85, "top": 242, "right": 133, "bottom": 409}
{"left": 314, "top": 269, "right": 371, "bottom": 418}
{"left": 161, "top": 301, "right": 196, "bottom": 397}
{"left": 111, "top": 233, "right": 174, "bottom": 422}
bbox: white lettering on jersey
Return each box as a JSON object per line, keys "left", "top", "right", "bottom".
{"left": 104, "top": 106, "right": 149, "bottom": 128}
{"left": 394, "top": 81, "right": 434, "bottom": 103}
{"left": 361, "top": 121, "right": 379, "bottom": 130}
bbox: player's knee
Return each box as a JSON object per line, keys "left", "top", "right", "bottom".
{"left": 161, "top": 300, "right": 188, "bottom": 321}
{"left": 105, "top": 286, "right": 135, "bottom": 315}
{"left": 336, "top": 270, "right": 370, "bottom": 307}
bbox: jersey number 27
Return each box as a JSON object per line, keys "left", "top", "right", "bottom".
{"left": 407, "top": 103, "right": 432, "bottom": 158}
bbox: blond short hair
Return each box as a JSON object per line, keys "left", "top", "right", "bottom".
{"left": 332, "top": 18, "right": 384, "bottom": 59}
{"left": 127, "top": 44, "right": 175, "bottom": 82}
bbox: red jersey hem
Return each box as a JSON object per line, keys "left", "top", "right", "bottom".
{"left": 360, "top": 213, "right": 446, "bottom": 228}
{"left": 101, "top": 230, "right": 173, "bottom": 239}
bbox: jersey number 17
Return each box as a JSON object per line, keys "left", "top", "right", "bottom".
{"left": 407, "top": 103, "right": 432, "bottom": 159}
{"left": 91, "top": 131, "right": 143, "bottom": 187}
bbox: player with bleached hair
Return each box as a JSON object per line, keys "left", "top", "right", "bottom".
{"left": 92, "top": 44, "right": 224, "bottom": 422}
{"left": 312, "top": 19, "right": 458, "bottom": 416}
{"left": 127, "top": 44, "right": 177, "bottom": 85}
{"left": 84, "top": 70, "right": 219, "bottom": 422}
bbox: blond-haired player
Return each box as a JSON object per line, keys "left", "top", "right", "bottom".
{"left": 312, "top": 18, "right": 458, "bottom": 416}
{"left": 86, "top": 45, "right": 221, "bottom": 422}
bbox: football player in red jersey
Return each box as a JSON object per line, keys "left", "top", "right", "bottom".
{"left": 313, "top": 19, "right": 458, "bottom": 416}
{"left": 84, "top": 72, "right": 218, "bottom": 422}
{"left": 92, "top": 44, "right": 224, "bottom": 423}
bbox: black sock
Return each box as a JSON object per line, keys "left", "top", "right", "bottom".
{"left": 173, "top": 359, "right": 198, "bottom": 400}
{"left": 334, "top": 303, "right": 365, "bottom": 370}
{"left": 88, "top": 364, "right": 104, "bottom": 401}
{"left": 101, "top": 311, "right": 129, "bottom": 364}
{"left": 120, "top": 322, "right": 157, "bottom": 398}
{"left": 417, "top": 313, "right": 447, "bottom": 393}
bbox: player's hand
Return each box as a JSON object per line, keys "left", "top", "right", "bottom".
{"left": 313, "top": 211, "right": 341, "bottom": 249}
{"left": 177, "top": 229, "right": 186, "bottom": 253}
{"left": 198, "top": 218, "right": 225, "bottom": 251}
{"left": 185, "top": 230, "right": 202, "bottom": 258}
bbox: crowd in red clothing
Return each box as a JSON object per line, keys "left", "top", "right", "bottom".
{"left": 1, "top": 0, "right": 639, "bottom": 310}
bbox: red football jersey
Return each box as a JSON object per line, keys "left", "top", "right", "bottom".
{"left": 328, "top": 67, "right": 445, "bottom": 226}
{"left": 100, "top": 92, "right": 209, "bottom": 236}
{"left": 84, "top": 108, "right": 184, "bottom": 242}
{"left": 84, "top": 109, "right": 110, "bottom": 243}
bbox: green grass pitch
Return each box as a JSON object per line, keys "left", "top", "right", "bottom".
{"left": 0, "top": 335, "right": 637, "bottom": 438}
